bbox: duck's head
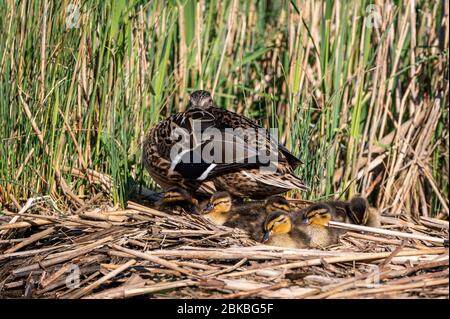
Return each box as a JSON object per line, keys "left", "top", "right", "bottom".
{"left": 301, "top": 203, "right": 333, "bottom": 226}
{"left": 262, "top": 212, "right": 293, "bottom": 243}
{"left": 189, "top": 90, "right": 213, "bottom": 108}
{"left": 348, "top": 196, "right": 369, "bottom": 225}
{"left": 265, "top": 195, "right": 291, "bottom": 214}
{"left": 202, "top": 191, "right": 232, "bottom": 216}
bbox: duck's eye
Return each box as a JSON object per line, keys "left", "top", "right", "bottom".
{"left": 214, "top": 199, "right": 228, "bottom": 206}
{"left": 277, "top": 204, "right": 289, "bottom": 211}
{"left": 266, "top": 221, "right": 276, "bottom": 231}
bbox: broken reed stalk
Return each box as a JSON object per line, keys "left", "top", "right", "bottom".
{"left": 328, "top": 221, "right": 449, "bottom": 245}
{"left": 0, "top": 198, "right": 35, "bottom": 236}
{"left": 12, "top": 236, "right": 114, "bottom": 276}
{"left": 4, "top": 227, "right": 55, "bottom": 254}
{"left": 328, "top": 278, "right": 449, "bottom": 298}
{"left": 0, "top": 218, "right": 53, "bottom": 231}
{"left": 110, "top": 244, "right": 202, "bottom": 279}
{"left": 222, "top": 248, "right": 448, "bottom": 276}
{"left": 85, "top": 280, "right": 197, "bottom": 299}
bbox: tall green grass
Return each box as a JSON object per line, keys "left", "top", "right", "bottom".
{"left": 0, "top": 0, "right": 448, "bottom": 217}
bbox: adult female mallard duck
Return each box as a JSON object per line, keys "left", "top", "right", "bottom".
{"left": 143, "top": 90, "right": 307, "bottom": 199}
{"left": 262, "top": 202, "right": 344, "bottom": 248}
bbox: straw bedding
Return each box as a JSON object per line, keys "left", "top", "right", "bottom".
{"left": 0, "top": 195, "right": 448, "bottom": 299}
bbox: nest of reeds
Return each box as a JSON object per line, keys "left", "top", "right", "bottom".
{"left": 0, "top": 194, "right": 448, "bottom": 299}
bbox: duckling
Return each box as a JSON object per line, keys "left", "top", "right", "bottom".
{"left": 285, "top": 198, "right": 312, "bottom": 212}
{"left": 261, "top": 212, "right": 304, "bottom": 248}
{"left": 345, "top": 196, "right": 381, "bottom": 227}
{"left": 264, "top": 195, "right": 292, "bottom": 214}
{"left": 322, "top": 196, "right": 381, "bottom": 227}
{"left": 318, "top": 200, "right": 353, "bottom": 224}
{"left": 262, "top": 203, "right": 342, "bottom": 249}
{"left": 201, "top": 191, "right": 234, "bottom": 225}
{"left": 364, "top": 207, "right": 381, "bottom": 227}
{"left": 143, "top": 90, "right": 308, "bottom": 199}
{"left": 155, "top": 187, "right": 199, "bottom": 214}
{"left": 201, "top": 192, "right": 292, "bottom": 240}
{"left": 226, "top": 195, "right": 293, "bottom": 240}
{"left": 300, "top": 203, "right": 344, "bottom": 247}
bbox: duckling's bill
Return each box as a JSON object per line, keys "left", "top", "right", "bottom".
{"left": 262, "top": 230, "right": 272, "bottom": 243}
{"left": 202, "top": 202, "right": 215, "bottom": 214}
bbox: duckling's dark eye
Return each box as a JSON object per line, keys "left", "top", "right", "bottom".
{"left": 267, "top": 221, "right": 277, "bottom": 231}
{"left": 214, "top": 199, "right": 228, "bottom": 205}
{"left": 276, "top": 216, "right": 287, "bottom": 224}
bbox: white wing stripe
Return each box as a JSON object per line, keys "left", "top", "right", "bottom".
{"left": 169, "top": 148, "right": 191, "bottom": 174}
{"left": 197, "top": 163, "right": 217, "bottom": 181}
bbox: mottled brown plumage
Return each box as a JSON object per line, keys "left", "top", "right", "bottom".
{"left": 143, "top": 90, "right": 307, "bottom": 199}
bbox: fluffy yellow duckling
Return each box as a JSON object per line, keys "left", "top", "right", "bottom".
{"left": 201, "top": 191, "right": 234, "bottom": 225}
{"left": 262, "top": 202, "right": 342, "bottom": 248}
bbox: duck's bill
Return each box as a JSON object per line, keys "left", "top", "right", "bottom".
{"left": 155, "top": 199, "right": 164, "bottom": 208}
{"left": 202, "top": 203, "right": 214, "bottom": 214}
{"left": 301, "top": 215, "right": 310, "bottom": 224}
{"left": 262, "top": 230, "right": 272, "bottom": 243}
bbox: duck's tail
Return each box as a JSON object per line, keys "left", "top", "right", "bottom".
{"left": 242, "top": 170, "right": 309, "bottom": 192}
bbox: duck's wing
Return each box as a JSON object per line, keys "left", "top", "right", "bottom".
{"left": 167, "top": 130, "right": 262, "bottom": 179}
{"left": 238, "top": 170, "right": 307, "bottom": 191}
{"left": 163, "top": 107, "right": 294, "bottom": 182}
{"left": 209, "top": 107, "right": 303, "bottom": 169}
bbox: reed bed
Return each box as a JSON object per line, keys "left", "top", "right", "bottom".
{"left": 0, "top": 0, "right": 448, "bottom": 217}
{"left": 0, "top": 196, "right": 448, "bottom": 299}
{"left": 0, "top": 0, "right": 448, "bottom": 299}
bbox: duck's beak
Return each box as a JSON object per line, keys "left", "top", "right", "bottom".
{"left": 301, "top": 214, "right": 310, "bottom": 224}
{"left": 202, "top": 203, "right": 214, "bottom": 214}
{"left": 155, "top": 199, "right": 164, "bottom": 207}
{"left": 262, "top": 230, "right": 272, "bottom": 243}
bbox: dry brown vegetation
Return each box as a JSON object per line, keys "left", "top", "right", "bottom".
{"left": 0, "top": 0, "right": 448, "bottom": 299}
